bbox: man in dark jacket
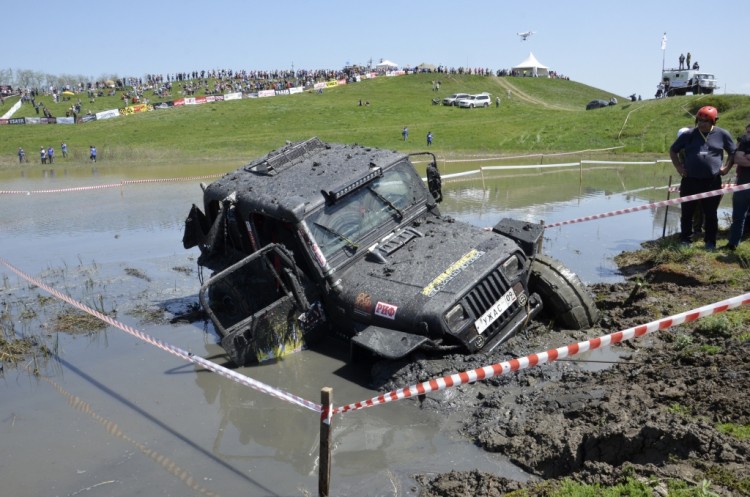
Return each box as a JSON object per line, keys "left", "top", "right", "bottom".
{"left": 669, "top": 106, "right": 736, "bottom": 249}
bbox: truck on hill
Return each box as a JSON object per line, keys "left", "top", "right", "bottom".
{"left": 660, "top": 68, "right": 718, "bottom": 97}
{"left": 182, "top": 138, "right": 599, "bottom": 366}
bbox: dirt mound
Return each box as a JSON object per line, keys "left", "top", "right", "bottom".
{"left": 381, "top": 254, "right": 750, "bottom": 496}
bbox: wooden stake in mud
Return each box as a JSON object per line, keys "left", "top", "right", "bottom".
{"left": 538, "top": 219, "right": 545, "bottom": 254}
{"left": 319, "top": 387, "right": 333, "bottom": 497}
{"left": 662, "top": 175, "right": 673, "bottom": 238}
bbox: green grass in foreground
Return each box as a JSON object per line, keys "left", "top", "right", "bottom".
{"left": 2, "top": 73, "right": 750, "bottom": 167}
{"left": 504, "top": 475, "right": 729, "bottom": 496}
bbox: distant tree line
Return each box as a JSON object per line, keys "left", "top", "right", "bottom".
{"left": 0, "top": 68, "right": 120, "bottom": 91}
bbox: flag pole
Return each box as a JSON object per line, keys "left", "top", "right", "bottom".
{"left": 661, "top": 32, "right": 667, "bottom": 71}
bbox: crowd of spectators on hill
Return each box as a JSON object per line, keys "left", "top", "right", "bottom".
{"left": 2, "top": 63, "right": 568, "bottom": 118}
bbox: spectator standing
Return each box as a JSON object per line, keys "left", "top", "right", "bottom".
{"left": 89, "top": 145, "right": 97, "bottom": 163}
{"left": 686, "top": 52, "right": 692, "bottom": 70}
{"left": 722, "top": 123, "right": 750, "bottom": 250}
{"left": 495, "top": 96, "right": 500, "bottom": 107}
{"left": 18, "top": 147, "right": 25, "bottom": 163}
{"left": 669, "top": 106, "right": 736, "bottom": 249}
{"left": 402, "top": 127, "right": 408, "bottom": 141}
{"left": 426, "top": 131, "right": 433, "bottom": 146}
{"left": 679, "top": 53, "right": 685, "bottom": 69}
{"left": 40, "top": 146, "right": 47, "bottom": 164}
{"left": 47, "top": 146, "right": 54, "bottom": 164}
{"left": 677, "top": 127, "right": 704, "bottom": 234}
{"left": 61, "top": 142, "right": 68, "bottom": 158}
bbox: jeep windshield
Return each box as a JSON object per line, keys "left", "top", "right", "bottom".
{"left": 307, "top": 161, "right": 427, "bottom": 259}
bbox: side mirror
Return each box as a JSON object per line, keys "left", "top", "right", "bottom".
{"left": 426, "top": 162, "right": 443, "bottom": 203}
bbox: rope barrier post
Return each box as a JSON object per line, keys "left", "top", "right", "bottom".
{"left": 319, "top": 387, "right": 333, "bottom": 497}
{"left": 538, "top": 219, "right": 545, "bottom": 254}
{"left": 579, "top": 160, "right": 583, "bottom": 184}
{"left": 662, "top": 175, "right": 673, "bottom": 238}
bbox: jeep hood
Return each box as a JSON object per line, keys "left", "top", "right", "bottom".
{"left": 336, "top": 217, "right": 523, "bottom": 324}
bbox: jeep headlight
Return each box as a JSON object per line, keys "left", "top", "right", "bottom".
{"left": 501, "top": 255, "right": 523, "bottom": 282}
{"left": 445, "top": 303, "right": 468, "bottom": 330}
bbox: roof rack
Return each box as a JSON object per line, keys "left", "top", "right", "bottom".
{"left": 244, "top": 137, "right": 327, "bottom": 175}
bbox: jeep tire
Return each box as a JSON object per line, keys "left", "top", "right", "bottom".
{"left": 529, "top": 254, "right": 600, "bottom": 329}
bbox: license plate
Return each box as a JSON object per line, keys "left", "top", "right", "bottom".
{"left": 474, "top": 288, "right": 517, "bottom": 335}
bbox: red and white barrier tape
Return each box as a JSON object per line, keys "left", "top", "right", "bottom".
{"left": 437, "top": 147, "right": 625, "bottom": 164}
{"left": 545, "top": 182, "right": 750, "bottom": 229}
{"left": 120, "top": 174, "right": 223, "bottom": 185}
{"left": 481, "top": 162, "right": 580, "bottom": 171}
{"left": 0, "top": 257, "right": 321, "bottom": 414}
{"left": 321, "top": 403, "right": 333, "bottom": 425}
{"left": 668, "top": 183, "right": 735, "bottom": 193}
{"left": 0, "top": 174, "right": 223, "bottom": 195}
{"left": 581, "top": 160, "right": 656, "bottom": 165}
{"left": 427, "top": 159, "right": 662, "bottom": 181}
{"left": 333, "top": 292, "right": 750, "bottom": 414}
{"left": 0, "top": 183, "right": 122, "bottom": 195}
{"left": 4, "top": 259, "right": 748, "bottom": 418}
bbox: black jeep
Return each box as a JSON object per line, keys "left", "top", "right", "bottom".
{"left": 183, "top": 138, "right": 598, "bottom": 365}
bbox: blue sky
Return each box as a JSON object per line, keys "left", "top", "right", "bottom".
{"left": 4, "top": 0, "right": 749, "bottom": 99}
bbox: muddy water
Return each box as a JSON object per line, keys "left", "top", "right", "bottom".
{"left": 0, "top": 160, "right": 731, "bottom": 496}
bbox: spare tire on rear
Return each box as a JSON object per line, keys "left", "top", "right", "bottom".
{"left": 529, "top": 254, "right": 600, "bottom": 329}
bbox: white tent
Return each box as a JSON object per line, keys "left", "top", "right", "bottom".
{"left": 376, "top": 59, "right": 398, "bottom": 70}
{"left": 416, "top": 62, "right": 437, "bottom": 71}
{"left": 512, "top": 52, "right": 549, "bottom": 77}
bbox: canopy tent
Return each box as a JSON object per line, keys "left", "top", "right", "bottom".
{"left": 375, "top": 59, "right": 398, "bottom": 70}
{"left": 512, "top": 52, "right": 549, "bottom": 77}
{"left": 416, "top": 62, "right": 437, "bottom": 71}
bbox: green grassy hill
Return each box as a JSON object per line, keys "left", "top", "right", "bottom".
{"left": 1, "top": 73, "right": 749, "bottom": 167}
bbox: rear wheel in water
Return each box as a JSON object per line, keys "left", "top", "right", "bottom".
{"left": 529, "top": 254, "right": 600, "bottom": 329}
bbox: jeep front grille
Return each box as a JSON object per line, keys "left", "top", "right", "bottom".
{"left": 461, "top": 266, "right": 519, "bottom": 335}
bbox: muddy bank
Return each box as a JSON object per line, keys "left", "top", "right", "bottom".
{"left": 381, "top": 242, "right": 750, "bottom": 496}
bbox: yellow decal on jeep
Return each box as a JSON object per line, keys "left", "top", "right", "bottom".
{"left": 422, "top": 249, "right": 484, "bottom": 297}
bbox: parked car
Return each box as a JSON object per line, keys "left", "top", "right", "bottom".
{"left": 585, "top": 99, "right": 611, "bottom": 110}
{"left": 442, "top": 93, "right": 470, "bottom": 106}
{"left": 458, "top": 94, "right": 491, "bottom": 108}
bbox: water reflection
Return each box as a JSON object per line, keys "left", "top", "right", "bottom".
{"left": 2, "top": 159, "right": 730, "bottom": 282}
{"left": 437, "top": 163, "right": 730, "bottom": 282}
{"left": 194, "top": 362, "right": 320, "bottom": 475}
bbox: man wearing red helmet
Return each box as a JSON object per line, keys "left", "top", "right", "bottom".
{"left": 669, "top": 105, "right": 736, "bottom": 249}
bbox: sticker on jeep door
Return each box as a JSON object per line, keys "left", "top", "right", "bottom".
{"left": 474, "top": 288, "right": 516, "bottom": 334}
{"left": 374, "top": 301, "right": 398, "bottom": 320}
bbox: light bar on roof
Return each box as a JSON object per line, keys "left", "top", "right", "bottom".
{"left": 324, "top": 167, "right": 383, "bottom": 202}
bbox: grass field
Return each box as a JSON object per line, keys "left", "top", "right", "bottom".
{"left": 1, "top": 73, "right": 749, "bottom": 167}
